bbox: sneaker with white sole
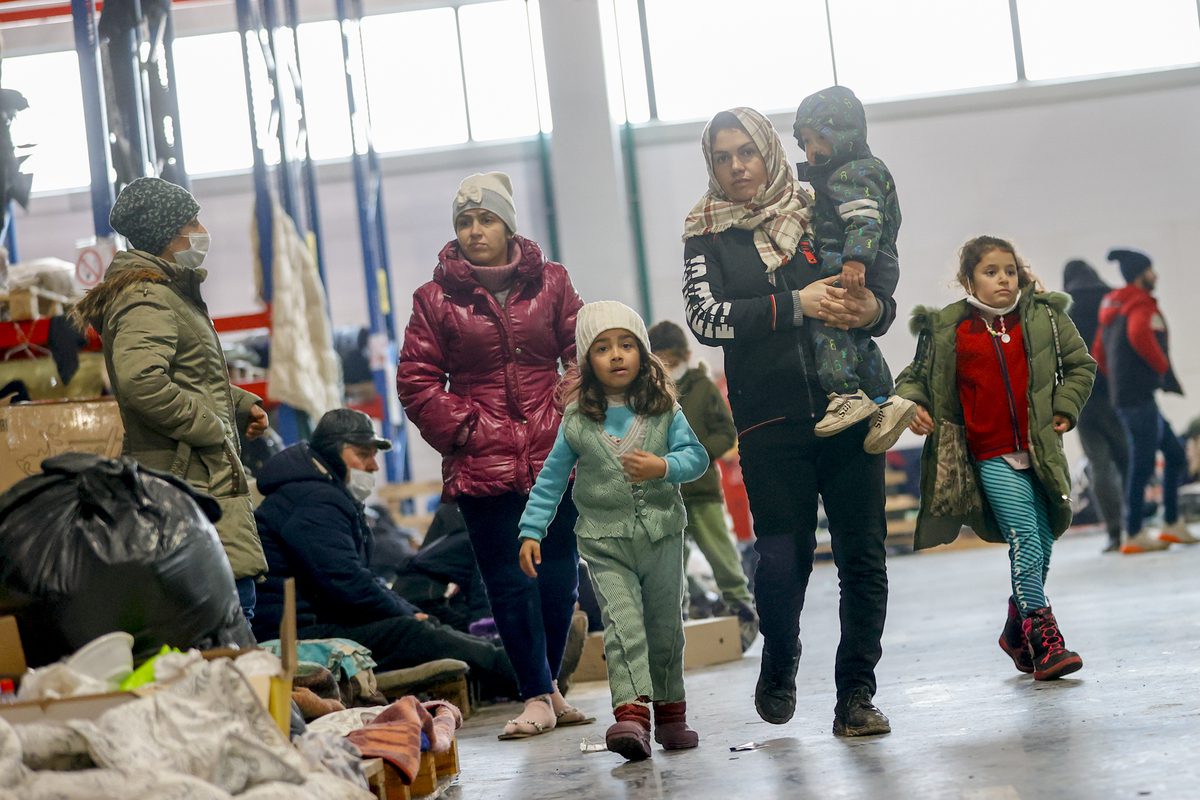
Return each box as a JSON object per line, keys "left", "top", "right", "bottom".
{"left": 1120, "top": 530, "right": 1171, "bottom": 554}
{"left": 1159, "top": 521, "right": 1200, "bottom": 544}
{"left": 863, "top": 395, "right": 918, "bottom": 454}
{"left": 814, "top": 391, "right": 877, "bottom": 438}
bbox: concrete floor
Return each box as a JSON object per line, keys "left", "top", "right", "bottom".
{"left": 446, "top": 529, "right": 1200, "bottom": 800}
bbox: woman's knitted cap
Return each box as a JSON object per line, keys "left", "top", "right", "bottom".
{"left": 452, "top": 172, "right": 517, "bottom": 233}
{"left": 109, "top": 177, "right": 200, "bottom": 255}
{"left": 575, "top": 300, "right": 650, "bottom": 358}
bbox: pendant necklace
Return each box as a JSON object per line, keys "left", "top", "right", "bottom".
{"left": 984, "top": 313, "right": 1011, "bottom": 344}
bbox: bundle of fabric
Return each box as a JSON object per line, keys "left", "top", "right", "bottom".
{"left": 344, "top": 697, "right": 463, "bottom": 784}
{"left": 0, "top": 657, "right": 373, "bottom": 799}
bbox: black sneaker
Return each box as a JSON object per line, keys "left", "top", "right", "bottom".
{"left": 754, "top": 639, "right": 800, "bottom": 724}
{"left": 832, "top": 688, "right": 891, "bottom": 737}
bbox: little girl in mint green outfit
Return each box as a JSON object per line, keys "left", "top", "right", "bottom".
{"left": 518, "top": 300, "right": 709, "bottom": 762}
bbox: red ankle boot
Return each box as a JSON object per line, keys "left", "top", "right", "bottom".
{"left": 652, "top": 701, "right": 699, "bottom": 750}
{"left": 999, "top": 596, "right": 1034, "bottom": 674}
{"left": 606, "top": 702, "right": 652, "bottom": 761}
{"left": 1022, "top": 606, "right": 1082, "bottom": 681}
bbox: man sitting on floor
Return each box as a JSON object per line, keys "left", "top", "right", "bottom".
{"left": 251, "top": 408, "right": 517, "bottom": 696}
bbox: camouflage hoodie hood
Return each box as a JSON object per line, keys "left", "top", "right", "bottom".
{"left": 793, "top": 85, "right": 871, "bottom": 181}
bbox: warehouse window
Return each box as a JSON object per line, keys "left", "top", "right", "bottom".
{"left": 295, "top": 20, "right": 352, "bottom": 161}
{"left": 1017, "top": 0, "right": 1200, "bottom": 81}
{"left": 3, "top": 50, "right": 90, "bottom": 193}
{"left": 598, "top": 0, "right": 651, "bottom": 124}
{"left": 634, "top": 0, "right": 836, "bottom": 122}
{"left": 173, "top": 32, "right": 254, "bottom": 175}
{"left": 457, "top": 0, "right": 548, "bottom": 140}
{"left": 361, "top": 8, "right": 471, "bottom": 152}
{"left": 827, "top": 0, "right": 1016, "bottom": 100}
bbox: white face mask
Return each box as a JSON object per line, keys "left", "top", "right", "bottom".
{"left": 174, "top": 232, "right": 210, "bottom": 269}
{"left": 669, "top": 362, "right": 688, "bottom": 382}
{"left": 347, "top": 468, "right": 375, "bottom": 503}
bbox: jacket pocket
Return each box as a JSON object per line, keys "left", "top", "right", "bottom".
{"left": 930, "top": 421, "right": 982, "bottom": 517}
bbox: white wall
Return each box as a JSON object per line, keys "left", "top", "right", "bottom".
{"left": 13, "top": 68, "right": 1200, "bottom": 479}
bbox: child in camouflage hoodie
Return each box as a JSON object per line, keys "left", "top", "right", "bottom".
{"left": 793, "top": 85, "right": 915, "bottom": 453}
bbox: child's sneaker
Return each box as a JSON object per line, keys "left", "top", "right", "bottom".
{"left": 1121, "top": 531, "right": 1171, "bottom": 554}
{"left": 998, "top": 596, "right": 1034, "bottom": 674}
{"left": 1159, "top": 521, "right": 1200, "bottom": 544}
{"left": 863, "top": 395, "right": 918, "bottom": 454}
{"left": 814, "top": 391, "right": 876, "bottom": 438}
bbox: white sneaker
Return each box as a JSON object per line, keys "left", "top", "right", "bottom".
{"left": 1159, "top": 521, "right": 1200, "bottom": 544}
{"left": 863, "top": 395, "right": 919, "bottom": 454}
{"left": 814, "top": 391, "right": 877, "bottom": 438}
{"left": 1120, "top": 531, "right": 1171, "bottom": 554}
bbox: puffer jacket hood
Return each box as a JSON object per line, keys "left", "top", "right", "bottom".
{"left": 398, "top": 236, "right": 583, "bottom": 498}
{"left": 793, "top": 85, "right": 871, "bottom": 180}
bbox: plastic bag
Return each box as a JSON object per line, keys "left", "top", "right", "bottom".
{"left": 0, "top": 453, "right": 253, "bottom": 666}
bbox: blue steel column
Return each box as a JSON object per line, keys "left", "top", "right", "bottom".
{"left": 337, "top": 0, "right": 408, "bottom": 481}
{"left": 161, "top": 6, "right": 191, "bottom": 189}
{"left": 236, "top": 0, "right": 275, "bottom": 302}
{"left": 109, "top": 0, "right": 154, "bottom": 179}
{"left": 261, "top": 0, "right": 299, "bottom": 222}
{"left": 72, "top": 0, "right": 116, "bottom": 237}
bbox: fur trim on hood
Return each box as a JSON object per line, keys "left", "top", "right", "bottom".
{"left": 71, "top": 265, "right": 167, "bottom": 334}
{"left": 907, "top": 290, "right": 1071, "bottom": 337}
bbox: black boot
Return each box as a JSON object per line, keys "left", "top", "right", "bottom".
{"left": 998, "top": 596, "right": 1034, "bottom": 674}
{"left": 754, "top": 638, "right": 800, "bottom": 724}
{"left": 832, "top": 687, "right": 891, "bottom": 737}
{"left": 1102, "top": 528, "right": 1122, "bottom": 553}
{"left": 1022, "top": 607, "right": 1082, "bottom": 681}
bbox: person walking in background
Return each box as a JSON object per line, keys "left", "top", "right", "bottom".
{"left": 648, "top": 320, "right": 759, "bottom": 650}
{"left": 682, "top": 106, "right": 895, "bottom": 737}
{"left": 898, "top": 235, "right": 1095, "bottom": 680}
{"left": 397, "top": 172, "right": 591, "bottom": 739}
{"left": 1093, "top": 248, "right": 1197, "bottom": 553}
{"left": 1063, "top": 259, "right": 1129, "bottom": 553}
{"left": 73, "top": 177, "right": 268, "bottom": 623}
{"left": 518, "top": 301, "right": 709, "bottom": 762}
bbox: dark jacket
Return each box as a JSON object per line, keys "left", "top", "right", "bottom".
{"left": 895, "top": 287, "right": 1095, "bottom": 550}
{"left": 794, "top": 86, "right": 900, "bottom": 289}
{"left": 1062, "top": 261, "right": 1112, "bottom": 413}
{"left": 73, "top": 250, "right": 265, "bottom": 579}
{"left": 675, "top": 362, "right": 736, "bottom": 504}
{"left": 396, "top": 235, "right": 583, "bottom": 498}
{"left": 1094, "top": 284, "right": 1182, "bottom": 408}
{"left": 683, "top": 228, "right": 896, "bottom": 437}
{"left": 252, "top": 443, "right": 417, "bottom": 637}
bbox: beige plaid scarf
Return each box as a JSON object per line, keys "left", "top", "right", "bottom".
{"left": 682, "top": 107, "right": 812, "bottom": 272}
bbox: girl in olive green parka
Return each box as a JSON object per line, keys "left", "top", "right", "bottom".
{"left": 895, "top": 235, "right": 1094, "bottom": 682}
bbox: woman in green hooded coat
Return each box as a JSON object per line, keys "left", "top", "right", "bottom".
{"left": 895, "top": 235, "right": 1094, "bottom": 682}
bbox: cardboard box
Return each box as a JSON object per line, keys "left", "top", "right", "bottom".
{"left": 573, "top": 615, "right": 743, "bottom": 684}
{"left": 0, "top": 580, "right": 297, "bottom": 734}
{"left": 0, "top": 397, "right": 124, "bottom": 493}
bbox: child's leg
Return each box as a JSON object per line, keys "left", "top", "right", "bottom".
{"left": 811, "top": 320, "right": 861, "bottom": 396}
{"left": 640, "top": 532, "right": 687, "bottom": 704}
{"left": 854, "top": 336, "right": 894, "bottom": 401}
{"left": 1031, "top": 479, "right": 1054, "bottom": 586}
{"left": 578, "top": 537, "right": 655, "bottom": 707}
{"left": 976, "top": 458, "right": 1049, "bottom": 615}
{"left": 857, "top": 336, "right": 916, "bottom": 454}
{"left": 685, "top": 500, "right": 754, "bottom": 609}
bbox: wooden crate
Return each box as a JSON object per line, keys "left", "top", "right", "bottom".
{"left": 0, "top": 287, "right": 70, "bottom": 321}
{"left": 377, "top": 480, "right": 443, "bottom": 534}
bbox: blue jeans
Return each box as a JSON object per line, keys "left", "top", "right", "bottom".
{"left": 1117, "top": 401, "right": 1187, "bottom": 536}
{"left": 235, "top": 577, "right": 257, "bottom": 623}
{"left": 458, "top": 491, "right": 580, "bottom": 700}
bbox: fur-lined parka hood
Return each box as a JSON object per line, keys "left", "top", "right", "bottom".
{"left": 71, "top": 250, "right": 205, "bottom": 333}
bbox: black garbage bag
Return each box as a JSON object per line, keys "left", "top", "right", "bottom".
{"left": 0, "top": 453, "right": 254, "bottom": 666}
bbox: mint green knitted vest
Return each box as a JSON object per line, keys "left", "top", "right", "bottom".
{"left": 561, "top": 403, "right": 687, "bottom": 542}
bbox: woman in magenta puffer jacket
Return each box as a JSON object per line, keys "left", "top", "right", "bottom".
{"left": 397, "top": 172, "right": 591, "bottom": 739}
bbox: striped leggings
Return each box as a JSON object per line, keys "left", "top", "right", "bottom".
{"left": 977, "top": 458, "right": 1054, "bottom": 615}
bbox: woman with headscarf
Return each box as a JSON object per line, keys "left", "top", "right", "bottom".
{"left": 397, "top": 173, "right": 591, "bottom": 739}
{"left": 681, "top": 107, "right": 894, "bottom": 737}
